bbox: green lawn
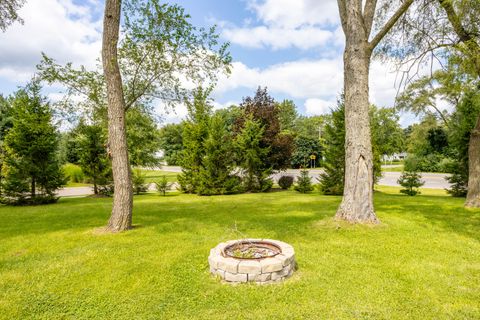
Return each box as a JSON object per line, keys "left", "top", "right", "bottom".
{"left": 1, "top": 188, "right": 479, "bottom": 319}
{"left": 382, "top": 165, "right": 404, "bottom": 172}
{"left": 140, "top": 169, "right": 179, "bottom": 183}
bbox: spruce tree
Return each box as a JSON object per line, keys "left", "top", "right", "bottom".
{"left": 178, "top": 88, "right": 211, "bottom": 193}
{"left": 0, "top": 95, "right": 13, "bottom": 197}
{"left": 235, "top": 116, "right": 272, "bottom": 192}
{"left": 197, "top": 114, "right": 239, "bottom": 195}
{"left": 318, "top": 101, "right": 346, "bottom": 195}
{"left": 294, "top": 168, "right": 314, "bottom": 193}
{"left": 76, "top": 121, "right": 112, "bottom": 195}
{"left": 447, "top": 91, "right": 480, "bottom": 197}
{"left": 1, "top": 81, "right": 65, "bottom": 204}
{"left": 398, "top": 171, "right": 424, "bottom": 196}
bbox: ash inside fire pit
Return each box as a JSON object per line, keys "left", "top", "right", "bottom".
{"left": 224, "top": 240, "right": 281, "bottom": 259}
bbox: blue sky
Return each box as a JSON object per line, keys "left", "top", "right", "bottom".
{"left": 0, "top": 0, "right": 430, "bottom": 125}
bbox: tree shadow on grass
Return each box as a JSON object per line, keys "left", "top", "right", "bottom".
{"left": 375, "top": 191, "right": 480, "bottom": 242}
{"left": 3, "top": 191, "right": 478, "bottom": 245}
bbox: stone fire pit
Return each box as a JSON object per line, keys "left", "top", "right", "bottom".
{"left": 208, "top": 239, "right": 296, "bottom": 284}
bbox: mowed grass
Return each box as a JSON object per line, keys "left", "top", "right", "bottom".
{"left": 0, "top": 188, "right": 479, "bottom": 319}
{"left": 140, "top": 169, "right": 179, "bottom": 183}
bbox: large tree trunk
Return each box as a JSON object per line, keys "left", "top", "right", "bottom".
{"left": 335, "top": 2, "right": 378, "bottom": 223}
{"left": 437, "top": 0, "right": 480, "bottom": 208}
{"left": 31, "top": 177, "right": 35, "bottom": 198}
{"left": 466, "top": 116, "right": 480, "bottom": 207}
{"left": 102, "top": 0, "right": 133, "bottom": 232}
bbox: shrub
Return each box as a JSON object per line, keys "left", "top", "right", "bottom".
{"left": 97, "top": 184, "right": 114, "bottom": 197}
{"left": 294, "top": 169, "right": 314, "bottom": 193}
{"left": 132, "top": 169, "right": 148, "bottom": 195}
{"left": 445, "top": 172, "right": 468, "bottom": 197}
{"left": 63, "top": 163, "right": 85, "bottom": 183}
{"left": 155, "top": 175, "right": 171, "bottom": 196}
{"left": 278, "top": 175, "right": 294, "bottom": 189}
{"left": 397, "top": 171, "right": 424, "bottom": 196}
{"left": 0, "top": 194, "right": 59, "bottom": 206}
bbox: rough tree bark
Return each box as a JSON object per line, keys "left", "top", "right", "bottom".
{"left": 336, "top": 0, "right": 413, "bottom": 223}
{"left": 466, "top": 116, "right": 480, "bottom": 207}
{"left": 437, "top": 0, "right": 480, "bottom": 208}
{"left": 102, "top": 0, "right": 133, "bottom": 232}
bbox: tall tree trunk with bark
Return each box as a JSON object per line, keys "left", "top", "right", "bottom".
{"left": 102, "top": 0, "right": 133, "bottom": 232}
{"left": 438, "top": 0, "right": 480, "bottom": 208}
{"left": 336, "top": 10, "right": 377, "bottom": 223}
{"left": 466, "top": 116, "right": 480, "bottom": 207}
{"left": 336, "top": 0, "right": 413, "bottom": 223}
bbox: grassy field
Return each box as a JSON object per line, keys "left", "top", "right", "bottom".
{"left": 382, "top": 165, "right": 404, "bottom": 172}
{"left": 140, "top": 169, "right": 179, "bottom": 183}
{"left": 1, "top": 188, "right": 479, "bottom": 319}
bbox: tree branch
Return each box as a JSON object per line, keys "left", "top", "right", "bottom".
{"left": 438, "top": 0, "right": 480, "bottom": 77}
{"left": 363, "top": 0, "right": 377, "bottom": 38}
{"left": 368, "top": 0, "right": 414, "bottom": 51}
{"left": 337, "top": 0, "right": 348, "bottom": 33}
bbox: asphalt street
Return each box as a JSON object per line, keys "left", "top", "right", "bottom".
{"left": 57, "top": 166, "right": 450, "bottom": 197}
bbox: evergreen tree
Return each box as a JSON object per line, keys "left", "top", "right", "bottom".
{"left": 319, "top": 99, "right": 387, "bottom": 195}
{"left": 197, "top": 114, "right": 240, "bottom": 195}
{"left": 178, "top": 88, "right": 211, "bottom": 193}
{"left": 294, "top": 168, "right": 314, "bottom": 193}
{"left": 155, "top": 175, "right": 172, "bottom": 196}
{"left": 237, "top": 87, "right": 294, "bottom": 171}
{"left": 76, "top": 121, "right": 112, "bottom": 195}
{"left": 398, "top": 171, "right": 424, "bottom": 196}
{"left": 318, "top": 101, "right": 346, "bottom": 195}
{"left": 1, "top": 81, "right": 66, "bottom": 204}
{"left": 0, "top": 95, "right": 13, "bottom": 196}
{"left": 235, "top": 116, "right": 272, "bottom": 192}
{"left": 447, "top": 91, "right": 480, "bottom": 196}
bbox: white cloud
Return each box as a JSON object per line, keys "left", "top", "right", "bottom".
{"left": 0, "top": 0, "right": 101, "bottom": 83}
{"left": 247, "top": 0, "right": 339, "bottom": 28}
{"left": 223, "top": 26, "right": 333, "bottom": 50}
{"left": 157, "top": 102, "right": 188, "bottom": 125}
{"left": 222, "top": 0, "right": 340, "bottom": 50}
{"left": 215, "top": 59, "right": 343, "bottom": 99}
{"left": 304, "top": 98, "right": 335, "bottom": 115}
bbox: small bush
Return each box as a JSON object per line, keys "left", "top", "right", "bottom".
{"left": 446, "top": 172, "right": 468, "bottom": 197}
{"left": 155, "top": 176, "right": 171, "bottom": 196}
{"left": 398, "top": 171, "right": 424, "bottom": 196}
{"left": 132, "top": 169, "right": 148, "bottom": 195}
{"left": 294, "top": 169, "right": 314, "bottom": 193}
{"left": 0, "top": 194, "right": 59, "bottom": 206}
{"left": 63, "top": 163, "right": 85, "bottom": 183}
{"left": 278, "top": 175, "right": 294, "bottom": 189}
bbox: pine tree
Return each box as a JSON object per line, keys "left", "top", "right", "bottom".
{"left": 76, "top": 121, "right": 112, "bottom": 195}
{"left": 294, "top": 168, "right": 314, "bottom": 193}
{"left": 235, "top": 116, "right": 272, "bottom": 192}
{"left": 0, "top": 95, "right": 13, "bottom": 197}
{"left": 446, "top": 91, "right": 480, "bottom": 197}
{"left": 178, "top": 88, "right": 212, "bottom": 193}
{"left": 155, "top": 175, "right": 171, "bottom": 196}
{"left": 1, "top": 80, "right": 66, "bottom": 205}
{"left": 318, "top": 100, "right": 345, "bottom": 195}
{"left": 398, "top": 171, "right": 424, "bottom": 196}
{"left": 197, "top": 114, "right": 240, "bottom": 195}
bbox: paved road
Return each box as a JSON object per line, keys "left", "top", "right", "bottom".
{"left": 57, "top": 166, "right": 451, "bottom": 197}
